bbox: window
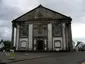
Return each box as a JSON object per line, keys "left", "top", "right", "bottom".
{"left": 33, "top": 24, "right": 47, "bottom": 37}
{"left": 21, "top": 41, "right": 27, "bottom": 48}
{"left": 33, "top": 28, "right": 38, "bottom": 36}
{"left": 53, "top": 24, "right": 62, "bottom": 36}
{"left": 20, "top": 23, "right": 28, "bottom": 37}
{"left": 54, "top": 40, "right": 61, "bottom": 48}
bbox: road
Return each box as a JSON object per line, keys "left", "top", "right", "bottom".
{"left": 0, "top": 51, "right": 85, "bottom": 64}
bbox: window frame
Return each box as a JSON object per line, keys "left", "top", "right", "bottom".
{"left": 19, "top": 23, "right": 28, "bottom": 38}
{"left": 52, "top": 23, "right": 62, "bottom": 37}
{"left": 54, "top": 40, "right": 61, "bottom": 48}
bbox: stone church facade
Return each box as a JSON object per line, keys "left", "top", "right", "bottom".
{"left": 11, "top": 5, "right": 73, "bottom": 51}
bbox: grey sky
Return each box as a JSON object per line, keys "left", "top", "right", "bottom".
{"left": 0, "top": 0, "right": 85, "bottom": 43}
{"left": 40, "top": 0, "right": 85, "bottom": 43}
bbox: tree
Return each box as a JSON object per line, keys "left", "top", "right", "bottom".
{"left": 3, "top": 40, "right": 11, "bottom": 50}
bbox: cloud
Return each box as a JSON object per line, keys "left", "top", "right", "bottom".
{"left": 2, "top": 0, "right": 39, "bottom": 11}
{"left": 72, "top": 23, "right": 85, "bottom": 38}
{"left": 0, "top": 0, "right": 24, "bottom": 21}
{"left": 40, "top": 0, "right": 85, "bottom": 43}
{"left": 0, "top": 0, "right": 22, "bottom": 40}
{"left": 0, "top": 0, "right": 39, "bottom": 40}
{"left": 40, "top": 0, "right": 85, "bottom": 22}
{"left": 0, "top": 0, "right": 85, "bottom": 43}
{"left": 71, "top": 22, "right": 85, "bottom": 43}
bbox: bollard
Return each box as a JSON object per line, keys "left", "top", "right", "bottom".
{"left": 9, "top": 49, "right": 15, "bottom": 60}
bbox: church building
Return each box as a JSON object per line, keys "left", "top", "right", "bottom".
{"left": 11, "top": 5, "right": 73, "bottom": 51}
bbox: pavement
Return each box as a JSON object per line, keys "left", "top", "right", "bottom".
{"left": 0, "top": 51, "right": 85, "bottom": 64}
{"left": 0, "top": 52, "right": 49, "bottom": 64}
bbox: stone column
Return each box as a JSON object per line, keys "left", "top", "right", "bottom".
{"left": 29, "top": 24, "right": 33, "bottom": 50}
{"left": 11, "top": 23, "right": 14, "bottom": 49}
{"left": 68, "top": 23, "right": 73, "bottom": 51}
{"left": 62, "top": 23, "right": 66, "bottom": 50}
{"left": 65, "top": 24, "right": 69, "bottom": 51}
{"left": 16, "top": 25, "right": 20, "bottom": 50}
{"left": 48, "top": 23, "right": 52, "bottom": 51}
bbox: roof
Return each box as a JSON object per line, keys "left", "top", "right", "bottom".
{"left": 75, "top": 42, "right": 85, "bottom": 47}
{"left": 12, "top": 4, "right": 72, "bottom": 22}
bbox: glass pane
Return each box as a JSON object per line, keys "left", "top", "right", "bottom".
{"left": 53, "top": 24, "right": 62, "bottom": 36}
{"left": 20, "top": 23, "right": 28, "bottom": 37}
{"left": 54, "top": 41, "right": 61, "bottom": 48}
{"left": 33, "top": 24, "right": 47, "bottom": 37}
{"left": 21, "top": 41, "right": 26, "bottom": 47}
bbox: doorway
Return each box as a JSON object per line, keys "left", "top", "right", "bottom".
{"left": 37, "top": 40, "right": 44, "bottom": 51}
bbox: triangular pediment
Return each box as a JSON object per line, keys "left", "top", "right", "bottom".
{"left": 13, "top": 5, "right": 71, "bottom": 22}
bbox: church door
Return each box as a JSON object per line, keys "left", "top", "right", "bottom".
{"left": 36, "top": 40, "right": 44, "bottom": 51}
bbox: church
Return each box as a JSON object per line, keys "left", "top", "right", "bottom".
{"left": 11, "top": 5, "right": 73, "bottom": 51}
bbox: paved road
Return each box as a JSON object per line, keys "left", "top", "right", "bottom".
{"left": 0, "top": 51, "right": 85, "bottom": 64}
